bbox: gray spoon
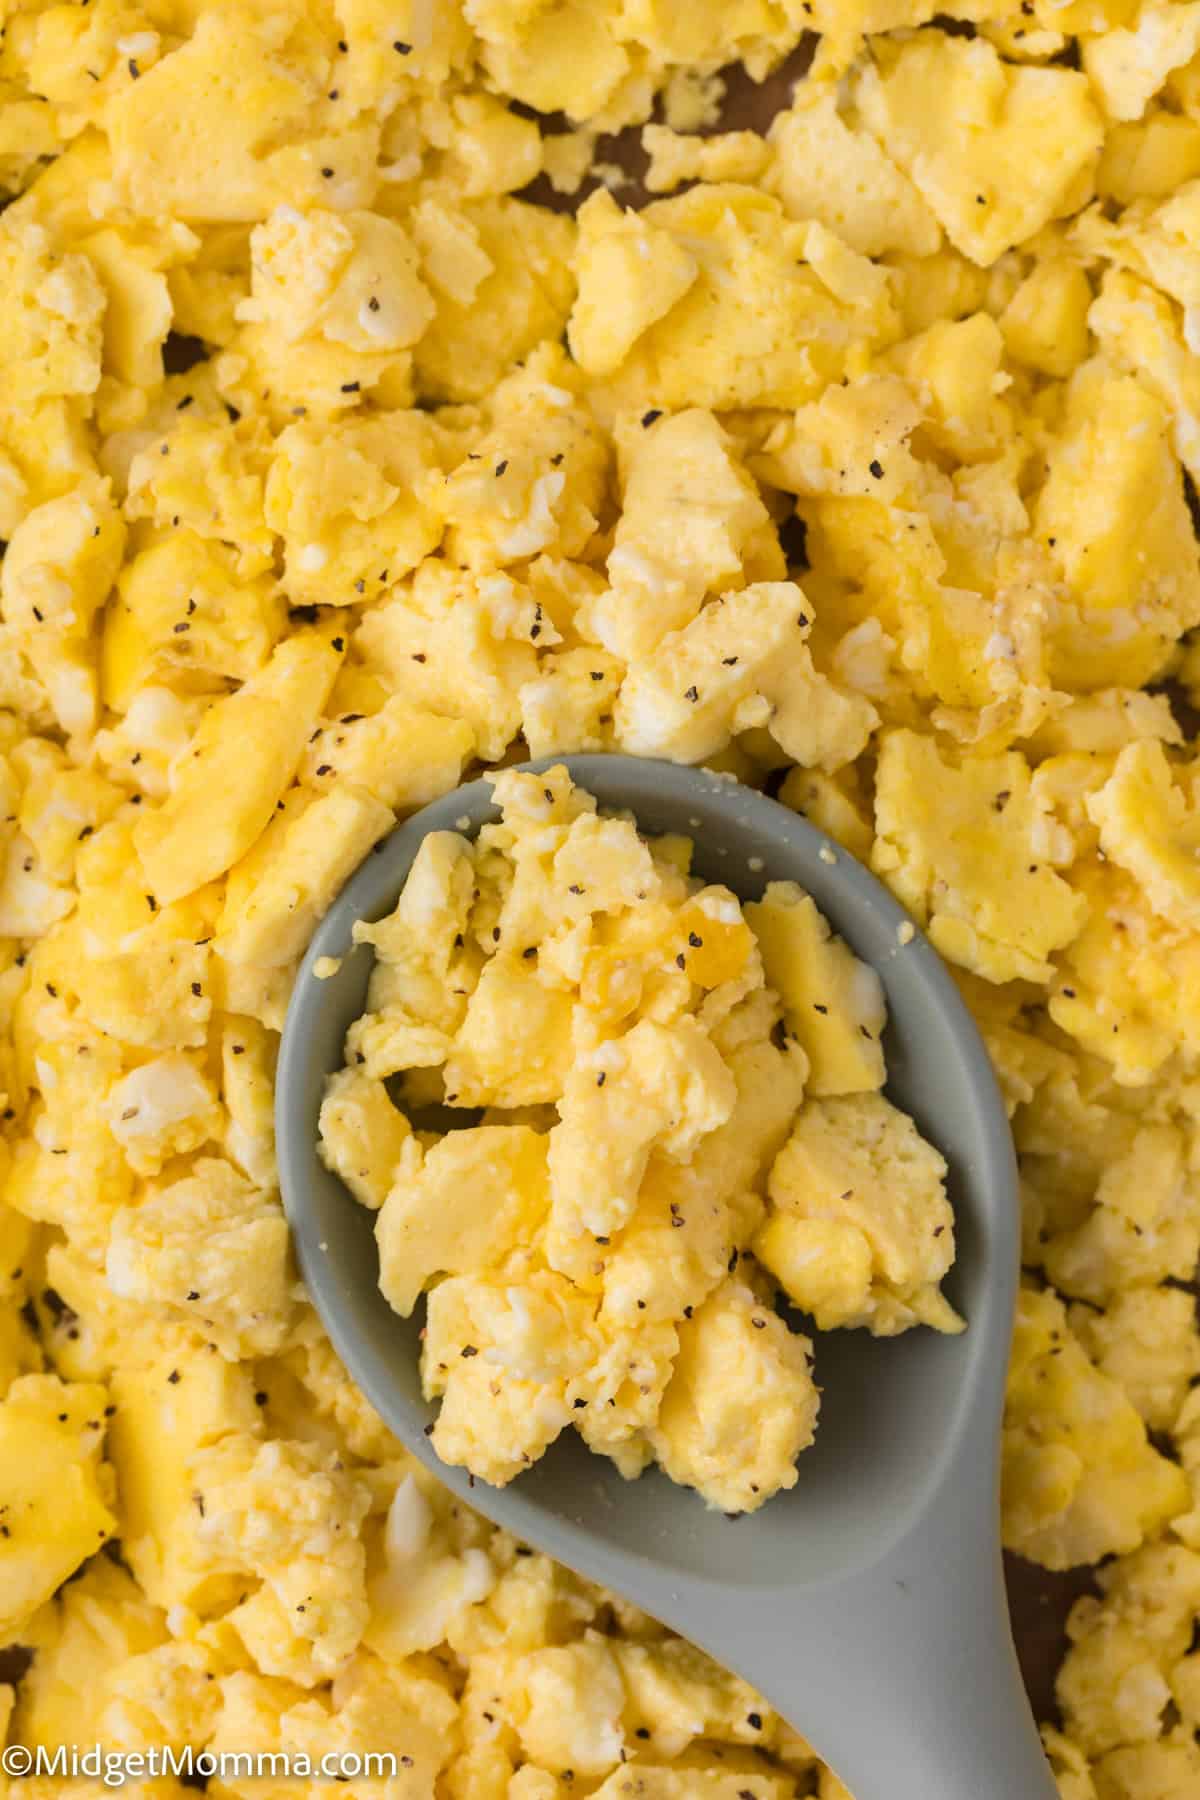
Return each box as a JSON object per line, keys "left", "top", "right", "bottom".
{"left": 276, "top": 753, "right": 1055, "bottom": 1800}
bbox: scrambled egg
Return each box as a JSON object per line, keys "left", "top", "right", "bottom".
{"left": 321, "top": 768, "right": 956, "bottom": 1506}
{"left": 0, "top": 0, "right": 1200, "bottom": 1792}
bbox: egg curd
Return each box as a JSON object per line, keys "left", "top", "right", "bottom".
{"left": 319, "top": 765, "right": 958, "bottom": 1506}
{"left": 3, "top": 0, "right": 1200, "bottom": 1793}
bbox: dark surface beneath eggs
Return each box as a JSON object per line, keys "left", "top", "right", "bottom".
{"left": 514, "top": 34, "right": 820, "bottom": 216}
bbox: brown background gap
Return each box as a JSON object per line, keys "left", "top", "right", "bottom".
{"left": 515, "top": 29, "right": 1110, "bottom": 1731}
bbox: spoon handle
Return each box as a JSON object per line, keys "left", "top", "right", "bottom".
{"left": 726, "top": 1533, "right": 1058, "bottom": 1799}
{"left": 813, "top": 1553, "right": 1057, "bottom": 1799}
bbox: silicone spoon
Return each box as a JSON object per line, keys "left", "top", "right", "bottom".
{"left": 277, "top": 754, "right": 1054, "bottom": 1800}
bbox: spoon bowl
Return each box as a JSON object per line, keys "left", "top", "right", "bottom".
{"left": 277, "top": 754, "right": 1054, "bottom": 1799}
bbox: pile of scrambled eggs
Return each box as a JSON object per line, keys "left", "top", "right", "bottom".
{"left": 2, "top": 0, "right": 1200, "bottom": 1791}
{"left": 320, "top": 765, "right": 957, "bottom": 1506}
